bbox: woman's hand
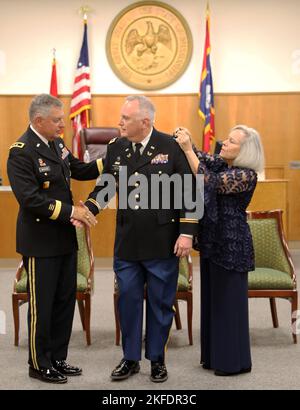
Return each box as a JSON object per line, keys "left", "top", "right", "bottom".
{"left": 174, "top": 127, "right": 193, "bottom": 152}
{"left": 173, "top": 127, "right": 200, "bottom": 176}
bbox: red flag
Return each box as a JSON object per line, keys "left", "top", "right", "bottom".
{"left": 50, "top": 57, "right": 58, "bottom": 97}
{"left": 198, "top": 4, "right": 215, "bottom": 152}
{"left": 50, "top": 55, "right": 64, "bottom": 138}
{"left": 69, "top": 17, "right": 91, "bottom": 159}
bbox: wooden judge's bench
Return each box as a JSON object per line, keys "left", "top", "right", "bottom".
{"left": 0, "top": 179, "right": 288, "bottom": 258}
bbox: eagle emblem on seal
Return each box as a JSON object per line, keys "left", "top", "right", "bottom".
{"left": 125, "top": 21, "right": 172, "bottom": 57}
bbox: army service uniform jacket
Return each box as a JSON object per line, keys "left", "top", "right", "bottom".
{"left": 85, "top": 128, "right": 198, "bottom": 261}
{"left": 7, "top": 127, "right": 103, "bottom": 257}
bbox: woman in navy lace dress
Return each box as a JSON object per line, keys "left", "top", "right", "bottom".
{"left": 175, "top": 125, "right": 264, "bottom": 376}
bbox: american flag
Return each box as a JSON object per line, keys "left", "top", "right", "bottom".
{"left": 199, "top": 3, "right": 215, "bottom": 153}
{"left": 70, "top": 17, "right": 91, "bottom": 159}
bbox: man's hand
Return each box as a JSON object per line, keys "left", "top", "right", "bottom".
{"left": 71, "top": 200, "right": 97, "bottom": 227}
{"left": 174, "top": 235, "right": 192, "bottom": 257}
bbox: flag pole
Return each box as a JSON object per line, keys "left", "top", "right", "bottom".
{"left": 198, "top": 1, "right": 215, "bottom": 153}
{"left": 80, "top": 7, "right": 90, "bottom": 128}
{"left": 81, "top": 9, "right": 91, "bottom": 128}
{"left": 70, "top": 5, "right": 92, "bottom": 158}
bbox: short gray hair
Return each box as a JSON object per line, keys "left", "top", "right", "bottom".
{"left": 232, "top": 125, "right": 265, "bottom": 172}
{"left": 125, "top": 95, "right": 156, "bottom": 125}
{"left": 29, "top": 94, "right": 63, "bottom": 122}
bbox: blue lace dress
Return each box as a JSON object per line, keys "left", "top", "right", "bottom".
{"left": 194, "top": 152, "right": 257, "bottom": 273}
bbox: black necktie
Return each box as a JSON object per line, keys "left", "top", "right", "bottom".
{"left": 49, "top": 141, "right": 57, "bottom": 156}
{"left": 133, "top": 143, "right": 142, "bottom": 162}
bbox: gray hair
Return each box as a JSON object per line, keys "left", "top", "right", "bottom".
{"left": 232, "top": 125, "right": 265, "bottom": 172}
{"left": 125, "top": 95, "right": 156, "bottom": 125}
{"left": 29, "top": 94, "right": 63, "bottom": 122}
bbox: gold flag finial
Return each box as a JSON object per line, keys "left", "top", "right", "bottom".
{"left": 78, "top": 5, "right": 91, "bottom": 21}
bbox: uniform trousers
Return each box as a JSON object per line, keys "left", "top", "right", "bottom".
{"left": 114, "top": 256, "right": 179, "bottom": 363}
{"left": 23, "top": 252, "right": 77, "bottom": 369}
{"left": 200, "top": 258, "right": 252, "bottom": 373}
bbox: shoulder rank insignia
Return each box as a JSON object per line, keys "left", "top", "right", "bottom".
{"left": 10, "top": 142, "right": 25, "bottom": 149}
{"left": 108, "top": 137, "right": 117, "bottom": 144}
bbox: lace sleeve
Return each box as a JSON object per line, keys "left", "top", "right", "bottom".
{"left": 196, "top": 151, "right": 226, "bottom": 172}
{"left": 198, "top": 161, "right": 257, "bottom": 194}
{"left": 197, "top": 163, "right": 257, "bottom": 223}
{"left": 216, "top": 168, "right": 257, "bottom": 194}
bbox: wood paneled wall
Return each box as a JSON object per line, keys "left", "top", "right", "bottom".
{"left": 1, "top": 93, "right": 300, "bottom": 239}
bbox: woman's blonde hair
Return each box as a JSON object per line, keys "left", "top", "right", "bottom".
{"left": 232, "top": 125, "right": 265, "bottom": 172}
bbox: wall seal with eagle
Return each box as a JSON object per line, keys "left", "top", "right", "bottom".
{"left": 106, "top": 1, "right": 193, "bottom": 90}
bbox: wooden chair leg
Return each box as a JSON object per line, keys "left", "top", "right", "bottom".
{"left": 291, "top": 292, "right": 298, "bottom": 344}
{"left": 12, "top": 294, "right": 20, "bottom": 346}
{"left": 84, "top": 294, "right": 91, "bottom": 346}
{"left": 187, "top": 293, "right": 193, "bottom": 345}
{"left": 174, "top": 300, "right": 182, "bottom": 330}
{"left": 77, "top": 299, "right": 86, "bottom": 331}
{"left": 114, "top": 293, "right": 121, "bottom": 346}
{"left": 269, "top": 298, "right": 279, "bottom": 328}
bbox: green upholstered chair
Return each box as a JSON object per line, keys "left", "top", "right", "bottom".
{"left": 247, "top": 210, "right": 298, "bottom": 343}
{"left": 113, "top": 255, "right": 193, "bottom": 346}
{"left": 12, "top": 226, "right": 94, "bottom": 346}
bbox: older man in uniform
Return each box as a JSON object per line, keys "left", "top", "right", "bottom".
{"left": 7, "top": 94, "right": 99, "bottom": 384}
{"left": 85, "top": 95, "right": 198, "bottom": 383}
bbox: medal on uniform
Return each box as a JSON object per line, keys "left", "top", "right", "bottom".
{"left": 61, "top": 147, "right": 69, "bottom": 160}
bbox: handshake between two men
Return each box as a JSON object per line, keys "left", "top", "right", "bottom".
{"left": 71, "top": 200, "right": 97, "bottom": 228}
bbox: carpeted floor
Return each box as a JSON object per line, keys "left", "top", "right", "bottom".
{"left": 0, "top": 251, "right": 299, "bottom": 390}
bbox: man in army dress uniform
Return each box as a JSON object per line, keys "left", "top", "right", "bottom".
{"left": 7, "top": 94, "right": 99, "bottom": 383}
{"left": 85, "top": 95, "right": 198, "bottom": 383}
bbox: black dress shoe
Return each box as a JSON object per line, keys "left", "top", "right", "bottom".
{"left": 111, "top": 359, "right": 140, "bottom": 381}
{"left": 214, "top": 367, "right": 252, "bottom": 376}
{"left": 52, "top": 360, "right": 82, "bottom": 376}
{"left": 150, "top": 362, "right": 168, "bottom": 383}
{"left": 202, "top": 363, "right": 212, "bottom": 370}
{"left": 29, "top": 366, "right": 67, "bottom": 384}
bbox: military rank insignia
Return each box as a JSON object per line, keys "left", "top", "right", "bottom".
{"left": 10, "top": 142, "right": 25, "bottom": 149}
{"left": 38, "top": 158, "right": 51, "bottom": 172}
{"left": 38, "top": 158, "right": 47, "bottom": 167}
{"left": 109, "top": 137, "right": 117, "bottom": 144}
{"left": 151, "top": 154, "right": 169, "bottom": 164}
{"left": 43, "top": 181, "right": 50, "bottom": 189}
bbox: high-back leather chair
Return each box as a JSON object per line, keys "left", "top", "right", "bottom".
{"left": 80, "top": 127, "right": 120, "bottom": 161}
{"left": 247, "top": 209, "right": 298, "bottom": 343}
{"left": 12, "top": 226, "right": 94, "bottom": 346}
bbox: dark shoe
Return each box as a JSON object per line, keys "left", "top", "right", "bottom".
{"left": 111, "top": 359, "right": 140, "bottom": 381}
{"left": 202, "top": 363, "right": 212, "bottom": 370}
{"left": 29, "top": 366, "right": 67, "bottom": 384}
{"left": 150, "top": 362, "right": 168, "bottom": 383}
{"left": 52, "top": 360, "right": 82, "bottom": 376}
{"left": 240, "top": 367, "right": 252, "bottom": 374}
{"left": 215, "top": 367, "right": 252, "bottom": 376}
